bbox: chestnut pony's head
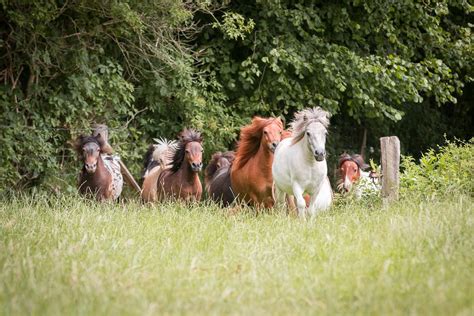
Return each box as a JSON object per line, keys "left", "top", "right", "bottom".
{"left": 233, "top": 117, "right": 283, "bottom": 170}
{"left": 338, "top": 153, "right": 368, "bottom": 192}
{"left": 259, "top": 117, "right": 284, "bottom": 153}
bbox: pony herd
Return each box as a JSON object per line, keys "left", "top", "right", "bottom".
{"left": 75, "top": 107, "right": 379, "bottom": 217}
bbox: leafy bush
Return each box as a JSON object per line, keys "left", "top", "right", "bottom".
{"left": 400, "top": 139, "right": 474, "bottom": 199}
{"left": 0, "top": 1, "right": 472, "bottom": 193}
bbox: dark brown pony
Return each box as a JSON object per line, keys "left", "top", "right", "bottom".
{"left": 157, "top": 129, "right": 203, "bottom": 201}
{"left": 230, "top": 117, "right": 283, "bottom": 208}
{"left": 205, "top": 151, "right": 235, "bottom": 206}
{"left": 74, "top": 134, "right": 122, "bottom": 201}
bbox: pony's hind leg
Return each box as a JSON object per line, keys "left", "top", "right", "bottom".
{"left": 309, "top": 178, "right": 333, "bottom": 216}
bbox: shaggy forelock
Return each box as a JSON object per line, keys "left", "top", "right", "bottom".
{"left": 290, "top": 107, "right": 330, "bottom": 143}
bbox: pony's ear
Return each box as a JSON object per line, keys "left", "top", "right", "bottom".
{"left": 252, "top": 116, "right": 264, "bottom": 124}
{"left": 278, "top": 115, "right": 286, "bottom": 126}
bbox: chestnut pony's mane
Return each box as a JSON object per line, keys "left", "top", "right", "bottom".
{"left": 233, "top": 117, "right": 283, "bottom": 170}
{"left": 169, "top": 128, "right": 203, "bottom": 173}
{"left": 338, "top": 153, "right": 367, "bottom": 170}
{"left": 205, "top": 151, "right": 235, "bottom": 182}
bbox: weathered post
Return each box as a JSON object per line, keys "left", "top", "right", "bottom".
{"left": 380, "top": 136, "right": 400, "bottom": 203}
{"left": 92, "top": 124, "right": 142, "bottom": 194}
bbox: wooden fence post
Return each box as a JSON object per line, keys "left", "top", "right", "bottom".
{"left": 92, "top": 124, "right": 142, "bottom": 194}
{"left": 380, "top": 136, "right": 400, "bottom": 202}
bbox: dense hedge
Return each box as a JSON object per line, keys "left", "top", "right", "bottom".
{"left": 0, "top": 1, "right": 472, "bottom": 193}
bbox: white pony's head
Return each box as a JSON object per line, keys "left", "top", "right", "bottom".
{"left": 290, "top": 107, "right": 330, "bottom": 161}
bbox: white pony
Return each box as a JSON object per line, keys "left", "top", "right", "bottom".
{"left": 141, "top": 138, "right": 178, "bottom": 202}
{"left": 272, "top": 107, "right": 332, "bottom": 217}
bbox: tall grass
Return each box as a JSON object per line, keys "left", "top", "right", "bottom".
{"left": 0, "top": 193, "right": 472, "bottom": 315}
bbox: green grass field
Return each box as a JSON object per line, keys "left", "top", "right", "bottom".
{"left": 0, "top": 194, "right": 472, "bottom": 315}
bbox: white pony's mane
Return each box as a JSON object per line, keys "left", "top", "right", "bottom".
{"left": 152, "top": 138, "right": 178, "bottom": 162}
{"left": 290, "top": 107, "right": 330, "bottom": 143}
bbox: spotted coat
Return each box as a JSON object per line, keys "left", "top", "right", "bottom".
{"left": 102, "top": 154, "right": 123, "bottom": 200}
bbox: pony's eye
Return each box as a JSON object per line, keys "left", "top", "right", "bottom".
{"left": 185, "top": 150, "right": 190, "bottom": 153}
{"left": 96, "top": 148, "right": 100, "bottom": 152}
{"left": 306, "top": 132, "right": 310, "bottom": 136}
{"left": 201, "top": 149, "right": 204, "bottom": 153}
{"left": 263, "top": 130, "right": 268, "bottom": 134}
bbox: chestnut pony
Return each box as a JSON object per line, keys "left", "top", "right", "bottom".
{"left": 337, "top": 153, "right": 381, "bottom": 197}
{"left": 337, "top": 154, "right": 368, "bottom": 193}
{"left": 231, "top": 117, "right": 283, "bottom": 208}
{"left": 205, "top": 151, "right": 235, "bottom": 206}
{"left": 157, "top": 129, "right": 204, "bottom": 201}
{"left": 75, "top": 133, "right": 123, "bottom": 201}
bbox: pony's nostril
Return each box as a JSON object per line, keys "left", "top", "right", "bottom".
{"left": 191, "top": 162, "right": 202, "bottom": 169}
{"left": 85, "top": 163, "right": 96, "bottom": 172}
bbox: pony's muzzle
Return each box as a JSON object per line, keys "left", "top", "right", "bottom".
{"left": 314, "top": 150, "right": 325, "bottom": 161}
{"left": 269, "top": 141, "right": 279, "bottom": 153}
{"left": 343, "top": 176, "right": 352, "bottom": 192}
{"left": 85, "top": 163, "right": 97, "bottom": 173}
{"left": 191, "top": 162, "right": 203, "bottom": 172}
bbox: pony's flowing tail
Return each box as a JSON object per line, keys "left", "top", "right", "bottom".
{"left": 119, "top": 160, "right": 141, "bottom": 194}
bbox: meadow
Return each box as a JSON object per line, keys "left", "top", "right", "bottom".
{"left": 1, "top": 193, "right": 472, "bottom": 315}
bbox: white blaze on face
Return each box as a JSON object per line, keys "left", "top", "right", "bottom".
{"left": 344, "top": 175, "right": 352, "bottom": 192}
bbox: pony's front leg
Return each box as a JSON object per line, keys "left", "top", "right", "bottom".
{"left": 292, "top": 184, "right": 306, "bottom": 218}
{"left": 273, "top": 184, "right": 286, "bottom": 210}
{"left": 308, "top": 193, "right": 319, "bottom": 217}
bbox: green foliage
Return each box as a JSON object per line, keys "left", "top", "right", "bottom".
{"left": 0, "top": 0, "right": 228, "bottom": 191}
{"left": 197, "top": 0, "right": 472, "bottom": 122}
{"left": 0, "top": 0, "right": 472, "bottom": 192}
{"left": 212, "top": 12, "right": 255, "bottom": 40}
{"left": 400, "top": 139, "right": 474, "bottom": 199}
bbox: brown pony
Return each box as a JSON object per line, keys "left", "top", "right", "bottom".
{"left": 157, "top": 129, "right": 204, "bottom": 201}
{"left": 74, "top": 134, "right": 123, "bottom": 201}
{"left": 230, "top": 117, "right": 283, "bottom": 208}
{"left": 205, "top": 151, "right": 235, "bottom": 206}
